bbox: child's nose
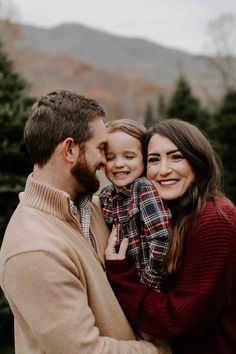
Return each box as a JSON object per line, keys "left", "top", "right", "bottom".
{"left": 114, "top": 157, "right": 125, "bottom": 167}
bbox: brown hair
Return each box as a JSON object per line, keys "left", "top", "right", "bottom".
{"left": 145, "top": 118, "right": 224, "bottom": 273}
{"left": 106, "top": 119, "right": 146, "bottom": 139}
{"left": 106, "top": 119, "right": 146, "bottom": 157}
{"left": 24, "top": 89, "right": 105, "bottom": 166}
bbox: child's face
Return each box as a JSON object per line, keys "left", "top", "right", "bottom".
{"left": 104, "top": 131, "right": 144, "bottom": 188}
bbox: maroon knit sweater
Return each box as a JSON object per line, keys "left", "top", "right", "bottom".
{"left": 106, "top": 198, "right": 236, "bottom": 354}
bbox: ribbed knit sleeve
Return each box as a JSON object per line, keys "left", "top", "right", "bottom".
{"left": 106, "top": 199, "right": 236, "bottom": 346}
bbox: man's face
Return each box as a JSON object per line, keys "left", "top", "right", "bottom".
{"left": 71, "top": 117, "right": 107, "bottom": 194}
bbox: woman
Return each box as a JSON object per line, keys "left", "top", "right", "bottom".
{"left": 105, "top": 119, "right": 236, "bottom": 354}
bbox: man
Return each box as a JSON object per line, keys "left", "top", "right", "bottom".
{"left": 0, "top": 90, "right": 162, "bottom": 353}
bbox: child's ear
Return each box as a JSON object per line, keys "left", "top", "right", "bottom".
{"left": 61, "top": 137, "right": 79, "bottom": 163}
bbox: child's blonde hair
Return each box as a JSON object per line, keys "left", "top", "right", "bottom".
{"left": 105, "top": 119, "right": 146, "bottom": 143}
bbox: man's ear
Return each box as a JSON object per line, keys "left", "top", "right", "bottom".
{"left": 61, "top": 137, "right": 79, "bottom": 163}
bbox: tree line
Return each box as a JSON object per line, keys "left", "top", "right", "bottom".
{"left": 144, "top": 76, "right": 236, "bottom": 204}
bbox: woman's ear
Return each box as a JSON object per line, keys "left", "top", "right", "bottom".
{"left": 61, "top": 137, "right": 79, "bottom": 163}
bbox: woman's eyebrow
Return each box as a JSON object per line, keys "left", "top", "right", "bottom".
{"left": 148, "top": 149, "right": 179, "bottom": 156}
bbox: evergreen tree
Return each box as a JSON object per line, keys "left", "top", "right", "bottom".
{"left": 165, "top": 76, "right": 208, "bottom": 129}
{"left": 144, "top": 102, "right": 155, "bottom": 128}
{"left": 157, "top": 93, "right": 166, "bottom": 120}
{"left": 0, "top": 41, "right": 34, "bottom": 241}
{"left": 212, "top": 89, "right": 236, "bottom": 202}
{"left": 0, "top": 41, "right": 34, "bottom": 353}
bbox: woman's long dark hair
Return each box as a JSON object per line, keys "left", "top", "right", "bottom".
{"left": 145, "top": 118, "right": 224, "bottom": 274}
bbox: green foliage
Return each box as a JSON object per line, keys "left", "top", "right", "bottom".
{"left": 0, "top": 290, "right": 14, "bottom": 353}
{"left": 0, "top": 41, "right": 35, "bottom": 352}
{"left": 211, "top": 89, "right": 236, "bottom": 202}
{"left": 0, "top": 41, "right": 34, "bottom": 240}
{"left": 146, "top": 76, "right": 236, "bottom": 205}
{"left": 165, "top": 76, "right": 210, "bottom": 130}
{"left": 157, "top": 94, "right": 166, "bottom": 120}
{"left": 144, "top": 102, "right": 155, "bottom": 128}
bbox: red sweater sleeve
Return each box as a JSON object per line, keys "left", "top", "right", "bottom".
{"left": 106, "top": 200, "right": 236, "bottom": 341}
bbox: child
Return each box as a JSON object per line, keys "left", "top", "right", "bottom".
{"left": 99, "top": 119, "right": 171, "bottom": 290}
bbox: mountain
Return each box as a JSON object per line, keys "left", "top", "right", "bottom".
{"left": 19, "top": 22, "right": 232, "bottom": 99}
{"left": 2, "top": 20, "right": 235, "bottom": 119}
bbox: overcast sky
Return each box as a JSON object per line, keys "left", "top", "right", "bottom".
{"left": 1, "top": 0, "right": 236, "bottom": 54}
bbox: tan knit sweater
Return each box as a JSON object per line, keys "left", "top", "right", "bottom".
{"left": 0, "top": 174, "right": 159, "bottom": 354}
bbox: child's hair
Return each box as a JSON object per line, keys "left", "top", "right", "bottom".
{"left": 105, "top": 119, "right": 147, "bottom": 151}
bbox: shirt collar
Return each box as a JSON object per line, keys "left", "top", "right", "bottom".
{"left": 113, "top": 184, "right": 132, "bottom": 198}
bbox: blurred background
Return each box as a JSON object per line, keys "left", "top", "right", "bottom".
{"left": 0, "top": 0, "right": 236, "bottom": 352}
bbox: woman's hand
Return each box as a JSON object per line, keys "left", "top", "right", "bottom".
{"left": 105, "top": 226, "right": 129, "bottom": 260}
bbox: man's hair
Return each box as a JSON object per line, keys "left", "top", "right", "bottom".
{"left": 24, "top": 89, "right": 105, "bottom": 166}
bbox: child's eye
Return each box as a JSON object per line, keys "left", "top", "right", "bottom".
{"left": 106, "top": 155, "right": 114, "bottom": 161}
{"left": 125, "top": 155, "right": 135, "bottom": 159}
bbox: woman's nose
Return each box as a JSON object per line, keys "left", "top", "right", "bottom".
{"left": 159, "top": 159, "right": 171, "bottom": 175}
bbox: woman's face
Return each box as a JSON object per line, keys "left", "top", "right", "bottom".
{"left": 147, "top": 133, "right": 195, "bottom": 201}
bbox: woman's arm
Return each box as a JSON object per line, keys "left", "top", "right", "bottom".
{"left": 105, "top": 205, "right": 235, "bottom": 341}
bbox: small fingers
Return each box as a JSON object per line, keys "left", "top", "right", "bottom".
{"left": 110, "top": 225, "right": 117, "bottom": 238}
{"left": 106, "top": 234, "right": 117, "bottom": 249}
{"left": 118, "top": 238, "right": 128, "bottom": 259}
{"left": 105, "top": 232, "right": 117, "bottom": 260}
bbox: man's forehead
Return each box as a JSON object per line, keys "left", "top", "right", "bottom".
{"left": 88, "top": 117, "right": 107, "bottom": 142}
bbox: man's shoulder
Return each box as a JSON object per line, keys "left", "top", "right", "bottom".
{"left": 91, "top": 195, "right": 104, "bottom": 215}
{"left": 92, "top": 194, "right": 100, "bottom": 207}
{"left": 91, "top": 195, "right": 109, "bottom": 222}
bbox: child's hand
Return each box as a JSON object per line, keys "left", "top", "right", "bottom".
{"left": 105, "top": 227, "right": 128, "bottom": 260}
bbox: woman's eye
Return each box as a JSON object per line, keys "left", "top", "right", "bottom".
{"left": 147, "top": 157, "right": 159, "bottom": 164}
{"left": 172, "top": 154, "right": 183, "bottom": 160}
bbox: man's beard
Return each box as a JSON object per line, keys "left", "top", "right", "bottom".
{"left": 71, "top": 157, "right": 100, "bottom": 195}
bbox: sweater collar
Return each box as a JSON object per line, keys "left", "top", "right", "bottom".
{"left": 19, "top": 173, "right": 73, "bottom": 221}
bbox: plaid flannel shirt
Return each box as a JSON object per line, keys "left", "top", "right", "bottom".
{"left": 99, "top": 177, "right": 171, "bottom": 289}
